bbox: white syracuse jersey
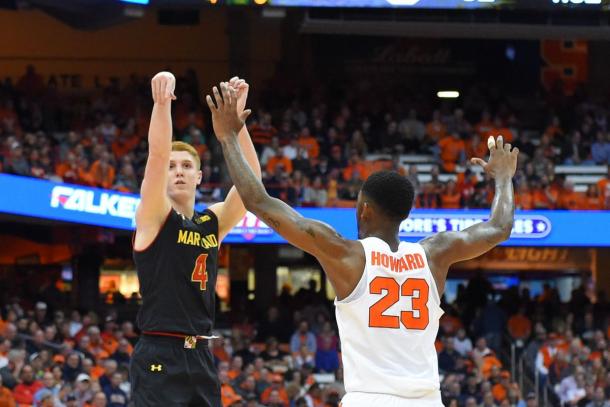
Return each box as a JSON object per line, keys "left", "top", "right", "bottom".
{"left": 335, "top": 237, "right": 444, "bottom": 402}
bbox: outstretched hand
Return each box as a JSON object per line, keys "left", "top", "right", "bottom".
{"left": 151, "top": 71, "right": 176, "bottom": 105}
{"left": 471, "top": 136, "right": 519, "bottom": 180}
{"left": 228, "top": 76, "right": 249, "bottom": 115}
{"left": 206, "top": 82, "right": 251, "bottom": 142}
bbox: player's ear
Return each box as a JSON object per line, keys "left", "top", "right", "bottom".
{"left": 360, "top": 201, "right": 372, "bottom": 222}
{"left": 197, "top": 170, "right": 202, "bottom": 185}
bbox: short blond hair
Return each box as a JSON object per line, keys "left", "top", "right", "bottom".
{"left": 171, "top": 141, "right": 201, "bottom": 170}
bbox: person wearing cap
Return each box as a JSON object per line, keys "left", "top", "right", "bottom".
{"left": 34, "top": 303, "right": 49, "bottom": 326}
{"left": 525, "top": 392, "right": 538, "bottom": 407}
{"left": 33, "top": 372, "right": 60, "bottom": 406}
{"left": 74, "top": 373, "right": 93, "bottom": 406}
{"left": 34, "top": 388, "right": 54, "bottom": 407}
{"left": 0, "top": 375, "right": 16, "bottom": 407}
{"left": 12, "top": 364, "right": 43, "bottom": 406}
{"left": 64, "top": 392, "right": 78, "bottom": 407}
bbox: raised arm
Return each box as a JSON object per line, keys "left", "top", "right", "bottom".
{"left": 133, "top": 72, "right": 175, "bottom": 250}
{"left": 207, "top": 77, "right": 262, "bottom": 242}
{"left": 421, "top": 136, "right": 518, "bottom": 294}
{"left": 206, "top": 83, "right": 364, "bottom": 299}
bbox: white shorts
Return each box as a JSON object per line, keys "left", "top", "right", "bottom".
{"left": 340, "top": 391, "right": 444, "bottom": 407}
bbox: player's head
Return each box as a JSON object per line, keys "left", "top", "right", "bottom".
{"left": 356, "top": 171, "right": 414, "bottom": 239}
{"left": 168, "top": 141, "right": 202, "bottom": 201}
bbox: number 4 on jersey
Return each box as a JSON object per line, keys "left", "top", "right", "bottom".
{"left": 191, "top": 254, "right": 208, "bottom": 290}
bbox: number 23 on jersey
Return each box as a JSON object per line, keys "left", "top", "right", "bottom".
{"left": 369, "top": 277, "right": 429, "bottom": 330}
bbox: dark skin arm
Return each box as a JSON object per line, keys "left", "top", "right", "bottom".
{"left": 421, "top": 135, "right": 518, "bottom": 294}
{"left": 206, "top": 84, "right": 364, "bottom": 300}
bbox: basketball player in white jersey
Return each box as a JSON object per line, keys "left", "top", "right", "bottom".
{"left": 206, "top": 84, "right": 518, "bottom": 406}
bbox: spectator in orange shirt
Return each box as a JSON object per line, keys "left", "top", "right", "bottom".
{"left": 441, "top": 180, "right": 461, "bottom": 209}
{"left": 491, "top": 371, "right": 511, "bottom": 403}
{"left": 425, "top": 110, "right": 446, "bottom": 143}
{"left": 249, "top": 113, "right": 277, "bottom": 152}
{"left": 111, "top": 128, "right": 139, "bottom": 160}
{"left": 342, "top": 152, "right": 369, "bottom": 182}
{"left": 90, "top": 152, "right": 116, "bottom": 190}
{"left": 260, "top": 375, "right": 289, "bottom": 407}
{"left": 543, "top": 115, "right": 563, "bottom": 140}
{"left": 12, "top": 365, "right": 43, "bottom": 406}
{"left": 558, "top": 181, "right": 584, "bottom": 210}
{"left": 219, "top": 370, "right": 242, "bottom": 407}
{"left": 532, "top": 177, "right": 558, "bottom": 209}
{"left": 507, "top": 306, "right": 532, "bottom": 344}
{"left": 516, "top": 183, "right": 534, "bottom": 210}
{"left": 0, "top": 375, "right": 15, "bottom": 407}
{"left": 439, "top": 308, "right": 463, "bottom": 337}
{"left": 267, "top": 149, "right": 293, "bottom": 175}
{"left": 487, "top": 116, "right": 514, "bottom": 143}
{"left": 227, "top": 356, "right": 243, "bottom": 381}
{"left": 475, "top": 110, "right": 494, "bottom": 137}
{"left": 438, "top": 132, "right": 466, "bottom": 172}
{"left": 466, "top": 134, "right": 487, "bottom": 160}
{"left": 85, "top": 327, "right": 110, "bottom": 362}
{"left": 596, "top": 165, "right": 610, "bottom": 208}
{"left": 584, "top": 184, "right": 603, "bottom": 210}
{"left": 298, "top": 127, "right": 320, "bottom": 159}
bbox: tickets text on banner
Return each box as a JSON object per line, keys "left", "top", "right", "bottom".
{"left": 0, "top": 174, "right": 608, "bottom": 247}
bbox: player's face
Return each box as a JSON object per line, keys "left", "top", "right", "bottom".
{"left": 167, "top": 151, "right": 202, "bottom": 200}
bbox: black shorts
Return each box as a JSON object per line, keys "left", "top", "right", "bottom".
{"left": 130, "top": 335, "right": 221, "bottom": 407}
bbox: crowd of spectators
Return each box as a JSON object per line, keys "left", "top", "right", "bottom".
{"left": 1, "top": 66, "right": 610, "bottom": 210}
{"left": 0, "top": 274, "right": 608, "bottom": 407}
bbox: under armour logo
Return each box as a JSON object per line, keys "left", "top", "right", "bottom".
{"left": 150, "top": 364, "right": 162, "bottom": 372}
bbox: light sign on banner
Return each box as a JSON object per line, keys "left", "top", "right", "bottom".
{"left": 0, "top": 174, "right": 608, "bottom": 247}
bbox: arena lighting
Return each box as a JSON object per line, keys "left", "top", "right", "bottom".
{"left": 437, "top": 91, "right": 460, "bottom": 99}
{"left": 119, "top": 0, "right": 149, "bottom": 4}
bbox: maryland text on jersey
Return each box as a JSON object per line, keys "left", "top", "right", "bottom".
{"left": 177, "top": 230, "right": 218, "bottom": 248}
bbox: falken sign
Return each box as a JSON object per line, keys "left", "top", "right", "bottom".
{"left": 50, "top": 185, "right": 140, "bottom": 221}
{"left": 0, "top": 174, "right": 608, "bottom": 246}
